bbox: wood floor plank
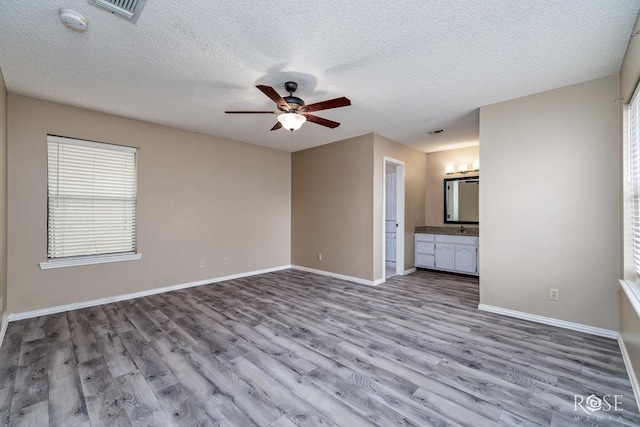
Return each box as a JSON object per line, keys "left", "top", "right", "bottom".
{"left": 152, "top": 382, "right": 214, "bottom": 426}
{"left": 96, "top": 333, "right": 137, "bottom": 378}
{"left": 160, "top": 328, "right": 289, "bottom": 426}
{"left": 11, "top": 341, "right": 48, "bottom": 420}
{"left": 1, "top": 269, "right": 638, "bottom": 426}
{"left": 150, "top": 336, "right": 254, "bottom": 425}
{"left": 47, "top": 346, "right": 89, "bottom": 426}
{"left": 229, "top": 356, "right": 335, "bottom": 426}
{"left": 118, "top": 328, "right": 179, "bottom": 394}
{"left": 113, "top": 370, "right": 173, "bottom": 426}
{"left": 77, "top": 357, "right": 131, "bottom": 426}
{"left": 10, "top": 400, "right": 49, "bottom": 427}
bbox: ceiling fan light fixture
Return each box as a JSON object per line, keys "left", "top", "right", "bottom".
{"left": 277, "top": 112, "right": 306, "bottom": 131}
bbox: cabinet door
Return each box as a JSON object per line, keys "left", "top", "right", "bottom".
{"left": 416, "top": 254, "right": 434, "bottom": 268}
{"left": 455, "top": 244, "right": 477, "bottom": 273}
{"left": 435, "top": 243, "right": 455, "bottom": 270}
{"left": 416, "top": 241, "right": 434, "bottom": 255}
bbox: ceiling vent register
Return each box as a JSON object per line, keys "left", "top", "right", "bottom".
{"left": 88, "top": 0, "right": 147, "bottom": 23}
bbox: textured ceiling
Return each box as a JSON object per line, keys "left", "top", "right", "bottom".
{"left": 0, "top": 1, "right": 638, "bottom": 153}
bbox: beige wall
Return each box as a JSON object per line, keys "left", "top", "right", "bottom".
{"left": 479, "top": 76, "right": 620, "bottom": 330}
{"left": 620, "top": 10, "right": 640, "bottom": 400}
{"left": 7, "top": 95, "right": 291, "bottom": 314}
{"left": 424, "top": 146, "right": 479, "bottom": 227}
{"left": 291, "top": 132, "right": 426, "bottom": 282}
{"left": 0, "top": 69, "right": 6, "bottom": 323}
{"left": 291, "top": 134, "right": 374, "bottom": 280}
{"left": 373, "top": 134, "right": 426, "bottom": 280}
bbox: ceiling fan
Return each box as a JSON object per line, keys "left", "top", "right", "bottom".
{"left": 225, "top": 81, "right": 351, "bottom": 132}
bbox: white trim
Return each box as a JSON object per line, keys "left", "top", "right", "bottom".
{"left": 403, "top": 267, "right": 417, "bottom": 275}
{"left": 477, "top": 304, "right": 618, "bottom": 339}
{"left": 40, "top": 253, "right": 142, "bottom": 269}
{"left": 382, "top": 157, "right": 406, "bottom": 280}
{"left": 8, "top": 265, "right": 291, "bottom": 321}
{"left": 618, "top": 333, "right": 640, "bottom": 412}
{"left": 291, "top": 265, "right": 382, "bottom": 286}
{"left": 0, "top": 312, "right": 7, "bottom": 350}
{"left": 47, "top": 134, "right": 137, "bottom": 153}
{"left": 620, "top": 279, "right": 640, "bottom": 318}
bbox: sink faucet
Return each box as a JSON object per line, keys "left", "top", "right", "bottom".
{"left": 459, "top": 226, "right": 466, "bottom": 234}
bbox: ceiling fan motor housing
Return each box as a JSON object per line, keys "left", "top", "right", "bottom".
{"left": 283, "top": 96, "right": 305, "bottom": 111}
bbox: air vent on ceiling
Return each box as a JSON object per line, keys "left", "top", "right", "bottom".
{"left": 88, "top": 0, "right": 147, "bottom": 23}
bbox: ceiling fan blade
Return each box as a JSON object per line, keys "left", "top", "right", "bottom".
{"left": 305, "top": 114, "right": 341, "bottom": 129}
{"left": 270, "top": 122, "right": 283, "bottom": 131}
{"left": 225, "top": 111, "right": 277, "bottom": 114}
{"left": 303, "top": 97, "right": 351, "bottom": 113}
{"left": 256, "top": 85, "right": 290, "bottom": 110}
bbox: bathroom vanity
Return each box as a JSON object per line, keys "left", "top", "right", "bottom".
{"left": 415, "top": 226, "right": 479, "bottom": 276}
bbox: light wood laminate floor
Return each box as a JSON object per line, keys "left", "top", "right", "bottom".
{"left": 0, "top": 269, "right": 638, "bottom": 426}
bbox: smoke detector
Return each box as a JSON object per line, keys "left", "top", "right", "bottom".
{"left": 59, "top": 9, "right": 88, "bottom": 32}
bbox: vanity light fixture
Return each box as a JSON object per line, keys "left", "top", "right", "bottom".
{"left": 445, "top": 162, "right": 480, "bottom": 175}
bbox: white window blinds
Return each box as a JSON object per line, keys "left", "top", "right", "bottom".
{"left": 47, "top": 135, "right": 137, "bottom": 259}
{"left": 629, "top": 91, "right": 640, "bottom": 274}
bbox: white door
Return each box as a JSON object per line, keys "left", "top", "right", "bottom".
{"left": 385, "top": 167, "right": 397, "bottom": 270}
{"left": 383, "top": 157, "right": 405, "bottom": 281}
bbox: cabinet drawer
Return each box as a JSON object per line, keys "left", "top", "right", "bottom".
{"left": 415, "top": 233, "right": 435, "bottom": 243}
{"left": 435, "top": 235, "right": 478, "bottom": 245}
{"left": 416, "top": 241, "right": 434, "bottom": 255}
{"left": 416, "top": 254, "right": 434, "bottom": 267}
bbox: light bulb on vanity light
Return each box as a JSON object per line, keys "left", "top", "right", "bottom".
{"left": 457, "top": 164, "right": 468, "bottom": 173}
{"left": 472, "top": 161, "right": 479, "bottom": 171}
{"left": 445, "top": 165, "right": 455, "bottom": 175}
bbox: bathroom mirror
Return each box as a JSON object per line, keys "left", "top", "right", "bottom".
{"left": 444, "top": 176, "right": 479, "bottom": 224}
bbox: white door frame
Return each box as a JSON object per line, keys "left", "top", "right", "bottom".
{"left": 382, "top": 157, "right": 405, "bottom": 278}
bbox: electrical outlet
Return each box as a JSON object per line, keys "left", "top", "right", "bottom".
{"left": 199, "top": 261, "right": 205, "bottom": 269}
{"left": 317, "top": 253, "right": 322, "bottom": 261}
{"left": 223, "top": 257, "right": 229, "bottom": 265}
{"left": 549, "top": 288, "right": 559, "bottom": 301}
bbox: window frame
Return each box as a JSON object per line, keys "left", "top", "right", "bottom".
{"left": 40, "top": 135, "right": 142, "bottom": 269}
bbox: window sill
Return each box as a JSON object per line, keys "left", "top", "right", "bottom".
{"left": 620, "top": 279, "right": 640, "bottom": 319}
{"left": 40, "top": 253, "right": 142, "bottom": 270}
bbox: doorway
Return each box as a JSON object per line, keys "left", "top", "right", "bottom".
{"left": 383, "top": 158, "right": 405, "bottom": 279}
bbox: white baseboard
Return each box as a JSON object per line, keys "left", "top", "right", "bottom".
{"left": 477, "top": 304, "right": 618, "bottom": 339}
{"left": 291, "top": 265, "right": 380, "bottom": 286}
{"left": 7, "top": 265, "right": 292, "bottom": 322}
{"left": 403, "top": 267, "right": 417, "bottom": 275}
{"left": 618, "top": 333, "right": 640, "bottom": 412}
{"left": 0, "top": 312, "right": 7, "bottom": 350}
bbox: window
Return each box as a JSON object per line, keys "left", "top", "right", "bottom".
{"left": 630, "top": 90, "right": 640, "bottom": 275}
{"left": 623, "top": 87, "right": 640, "bottom": 318}
{"left": 41, "top": 135, "right": 140, "bottom": 269}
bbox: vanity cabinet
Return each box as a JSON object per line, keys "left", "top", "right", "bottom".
{"left": 415, "top": 233, "right": 478, "bottom": 275}
{"left": 415, "top": 233, "right": 435, "bottom": 267}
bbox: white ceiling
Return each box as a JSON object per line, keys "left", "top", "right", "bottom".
{"left": 0, "top": 1, "right": 638, "bottom": 153}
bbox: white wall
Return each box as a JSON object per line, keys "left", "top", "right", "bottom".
{"left": 480, "top": 76, "right": 621, "bottom": 330}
